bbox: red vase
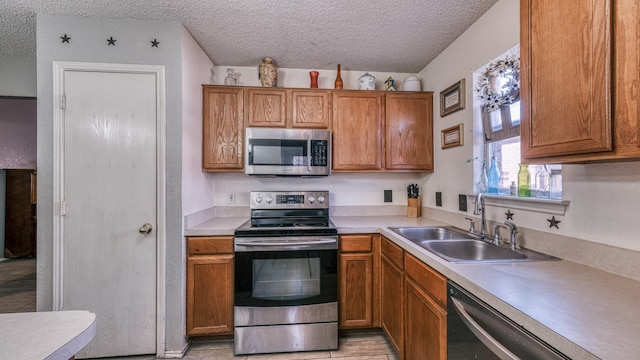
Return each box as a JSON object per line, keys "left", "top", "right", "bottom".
{"left": 309, "top": 71, "right": 319, "bottom": 88}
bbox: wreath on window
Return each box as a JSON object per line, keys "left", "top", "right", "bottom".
{"left": 475, "top": 48, "right": 520, "bottom": 113}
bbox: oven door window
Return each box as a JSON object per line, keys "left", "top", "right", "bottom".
{"left": 235, "top": 249, "right": 337, "bottom": 307}
{"left": 248, "top": 139, "right": 308, "bottom": 166}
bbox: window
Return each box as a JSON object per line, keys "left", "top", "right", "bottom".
{"left": 474, "top": 46, "right": 562, "bottom": 199}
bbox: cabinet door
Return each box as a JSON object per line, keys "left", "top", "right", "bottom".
{"left": 246, "top": 88, "right": 287, "bottom": 127}
{"left": 381, "top": 255, "right": 404, "bottom": 358}
{"left": 339, "top": 252, "right": 373, "bottom": 328}
{"left": 186, "top": 254, "right": 234, "bottom": 335}
{"left": 385, "top": 93, "right": 434, "bottom": 171}
{"left": 521, "top": 0, "right": 613, "bottom": 160}
{"left": 289, "top": 89, "right": 331, "bottom": 128}
{"left": 202, "top": 86, "right": 245, "bottom": 171}
{"left": 405, "top": 279, "right": 447, "bottom": 360}
{"left": 332, "top": 92, "right": 384, "bottom": 171}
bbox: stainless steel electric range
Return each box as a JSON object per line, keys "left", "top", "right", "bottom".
{"left": 233, "top": 191, "right": 338, "bottom": 355}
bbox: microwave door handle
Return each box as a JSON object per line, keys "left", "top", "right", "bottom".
{"left": 450, "top": 297, "right": 520, "bottom": 360}
{"left": 307, "top": 135, "right": 312, "bottom": 172}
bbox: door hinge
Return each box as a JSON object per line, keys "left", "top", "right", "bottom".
{"left": 60, "top": 201, "right": 66, "bottom": 216}
{"left": 59, "top": 95, "right": 66, "bottom": 110}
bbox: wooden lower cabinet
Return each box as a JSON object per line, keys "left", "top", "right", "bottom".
{"left": 380, "top": 236, "right": 448, "bottom": 360}
{"left": 404, "top": 253, "right": 448, "bottom": 360}
{"left": 186, "top": 236, "right": 234, "bottom": 336}
{"left": 338, "top": 234, "right": 380, "bottom": 329}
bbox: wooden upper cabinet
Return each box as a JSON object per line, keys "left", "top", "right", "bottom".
{"left": 520, "top": 0, "right": 614, "bottom": 161}
{"left": 385, "top": 92, "right": 434, "bottom": 171}
{"left": 202, "top": 86, "right": 245, "bottom": 171}
{"left": 288, "top": 89, "right": 331, "bottom": 128}
{"left": 246, "top": 88, "right": 287, "bottom": 127}
{"left": 332, "top": 91, "right": 385, "bottom": 171}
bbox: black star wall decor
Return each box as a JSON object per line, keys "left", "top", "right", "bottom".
{"left": 151, "top": 39, "right": 160, "bottom": 48}
{"left": 107, "top": 37, "right": 117, "bottom": 46}
{"left": 60, "top": 34, "right": 71, "bottom": 43}
{"left": 547, "top": 216, "right": 561, "bottom": 229}
{"left": 505, "top": 210, "right": 514, "bottom": 220}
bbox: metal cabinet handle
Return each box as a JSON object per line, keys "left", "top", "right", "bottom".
{"left": 139, "top": 223, "right": 153, "bottom": 234}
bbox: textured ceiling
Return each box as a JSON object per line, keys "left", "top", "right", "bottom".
{"left": 0, "top": 0, "right": 498, "bottom": 73}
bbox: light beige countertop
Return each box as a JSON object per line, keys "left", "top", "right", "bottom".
{"left": 1, "top": 310, "right": 96, "bottom": 359}
{"left": 186, "top": 214, "right": 640, "bottom": 359}
{"left": 185, "top": 216, "right": 247, "bottom": 236}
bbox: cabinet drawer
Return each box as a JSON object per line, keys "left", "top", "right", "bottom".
{"left": 404, "top": 253, "right": 446, "bottom": 307}
{"left": 340, "top": 235, "right": 373, "bottom": 252}
{"left": 187, "top": 236, "right": 234, "bottom": 255}
{"left": 381, "top": 236, "right": 404, "bottom": 269}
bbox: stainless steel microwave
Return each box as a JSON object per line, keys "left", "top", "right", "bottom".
{"left": 245, "top": 128, "right": 331, "bottom": 176}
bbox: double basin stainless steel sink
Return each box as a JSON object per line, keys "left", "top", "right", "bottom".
{"left": 389, "top": 226, "right": 558, "bottom": 263}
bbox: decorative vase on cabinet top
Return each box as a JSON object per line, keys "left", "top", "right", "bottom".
{"left": 258, "top": 57, "right": 278, "bottom": 87}
{"left": 358, "top": 72, "right": 375, "bottom": 90}
{"left": 309, "top": 71, "right": 319, "bottom": 88}
{"left": 403, "top": 75, "right": 421, "bottom": 91}
{"left": 334, "top": 64, "right": 343, "bottom": 89}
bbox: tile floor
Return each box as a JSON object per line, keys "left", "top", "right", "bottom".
{"left": 0, "top": 258, "right": 397, "bottom": 359}
{"left": 105, "top": 333, "right": 398, "bottom": 360}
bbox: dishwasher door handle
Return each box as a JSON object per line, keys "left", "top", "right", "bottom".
{"left": 451, "top": 297, "right": 520, "bottom": 360}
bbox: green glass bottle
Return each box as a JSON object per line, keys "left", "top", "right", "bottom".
{"left": 518, "top": 164, "right": 531, "bottom": 197}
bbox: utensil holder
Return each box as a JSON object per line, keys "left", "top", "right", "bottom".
{"left": 407, "top": 198, "right": 421, "bottom": 218}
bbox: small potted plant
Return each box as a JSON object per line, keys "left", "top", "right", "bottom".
{"left": 407, "top": 183, "right": 421, "bottom": 218}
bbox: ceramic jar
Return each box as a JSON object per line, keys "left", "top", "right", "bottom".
{"left": 403, "top": 75, "right": 421, "bottom": 91}
{"left": 258, "top": 57, "right": 278, "bottom": 87}
{"left": 358, "top": 72, "right": 375, "bottom": 90}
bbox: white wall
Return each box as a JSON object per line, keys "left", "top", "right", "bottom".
{"left": 181, "top": 29, "right": 216, "bottom": 216}
{"left": 0, "top": 57, "right": 37, "bottom": 97}
{"left": 420, "top": 0, "right": 640, "bottom": 252}
{"left": 36, "top": 14, "right": 186, "bottom": 355}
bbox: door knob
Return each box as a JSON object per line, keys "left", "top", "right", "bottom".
{"left": 139, "top": 223, "right": 153, "bottom": 234}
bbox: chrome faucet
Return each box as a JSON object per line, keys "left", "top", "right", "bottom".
{"left": 505, "top": 220, "right": 519, "bottom": 250}
{"left": 473, "top": 193, "right": 488, "bottom": 239}
{"left": 493, "top": 224, "right": 507, "bottom": 245}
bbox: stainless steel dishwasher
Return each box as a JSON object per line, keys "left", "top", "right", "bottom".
{"left": 447, "top": 281, "right": 569, "bottom": 360}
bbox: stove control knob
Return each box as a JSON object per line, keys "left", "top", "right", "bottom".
{"left": 254, "top": 194, "right": 263, "bottom": 204}
{"left": 318, "top": 196, "right": 326, "bottom": 204}
{"left": 265, "top": 196, "right": 273, "bottom": 204}
{"left": 308, "top": 196, "right": 316, "bottom": 204}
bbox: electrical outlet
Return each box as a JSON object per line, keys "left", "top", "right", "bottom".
{"left": 436, "top": 192, "right": 442, "bottom": 207}
{"left": 384, "top": 190, "right": 392, "bottom": 203}
{"left": 458, "top": 194, "right": 467, "bottom": 212}
{"left": 227, "top": 192, "right": 236, "bottom": 204}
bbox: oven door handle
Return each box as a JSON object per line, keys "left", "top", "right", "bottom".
{"left": 236, "top": 239, "right": 337, "bottom": 246}
{"left": 451, "top": 297, "right": 520, "bottom": 360}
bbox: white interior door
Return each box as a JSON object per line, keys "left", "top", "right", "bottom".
{"left": 59, "top": 68, "right": 159, "bottom": 358}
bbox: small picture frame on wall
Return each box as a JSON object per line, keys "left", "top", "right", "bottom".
{"left": 441, "top": 123, "right": 464, "bottom": 149}
{"left": 439, "top": 79, "right": 466, "bottom": 117}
